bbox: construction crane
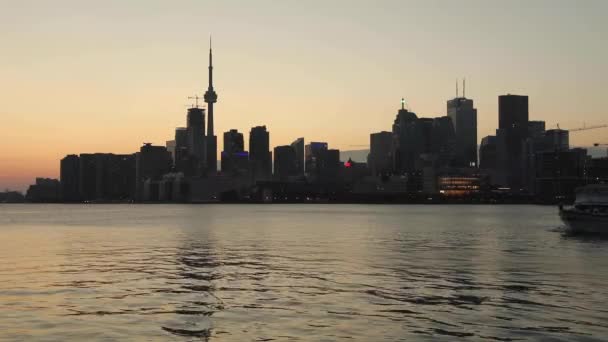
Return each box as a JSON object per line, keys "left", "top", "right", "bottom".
{"left": 556, "top": 123, "right": 608, "bottom": 132}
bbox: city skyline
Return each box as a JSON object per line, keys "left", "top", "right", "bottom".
{"left": 2, "top": 0, "right": 608, "bottom": 191}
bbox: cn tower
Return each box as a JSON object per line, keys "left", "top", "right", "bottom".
{"left": 204, "top": 37, "right": 218, "bottom": 173}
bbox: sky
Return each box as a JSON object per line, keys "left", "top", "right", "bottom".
{"left": 1, "top": 0, "right": 607, "bottom": 191}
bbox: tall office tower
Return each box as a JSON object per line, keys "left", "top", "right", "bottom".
{"left": 528, "top": 121, "right": 546, "bottom": 139}
{"left": 431, "top": 116, "right": 457, "bottom": 168}
{"left": 173, "top": 127, "right": 189, "bottom": 172}
{"left": 496, "top": 94, "right": 529, "bottom": 190}
{"left": 222, "top": 129, "right": 247, "bottom": 175}
{"left": 447, "top": 90, "right": 478, "bottom": 167}
{"left": 186, "top": 106, "right": 206, "bottom": 173}
{"left": 323, "top": 149, "right": 341, "bottom": 182}
{"left": 369, "top": 131, "right": 393, "bottom": 176}
{"left": 273, "top": 145, "right": 298, "bottom": 180}
{"left": 60, "top": 154, "right": 80, "bottom": 202}
{"left": 78, "top": 154, "right": 97, "bottom": 201}
{"left": 479, "top": 136, "right": 497, "bottom": 170}
{"left": 223, "top": 129, "right": 244, "bottom": 154}
{"left": 291, "top": 138, "right": 305, "bottom": 176}
{"left": 135, "top": 144, "right": 172, "bottom": 200}
{"left": 392, "top": 99, "right": 422, "bottom": 174}
{"left": 305, "top": 142, "right": 328, "bottom": 182}
{"left": 204, "top": 38, "right": 218, "bottom": 173}
{"left": 249, "top": 126, "right": 272, "bottom": 181}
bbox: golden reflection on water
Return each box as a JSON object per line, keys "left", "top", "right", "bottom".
{"left": 0, "top": 204, "right": 607, "bottom": 341}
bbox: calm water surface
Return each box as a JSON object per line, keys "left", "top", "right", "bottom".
{"left": 0, "top": 204, "right": 607, "bottom": 341}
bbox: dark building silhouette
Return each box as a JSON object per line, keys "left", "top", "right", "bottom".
{"left": 0, "top": 191, "right": 25, "bottom": 203}
{"left": 305, "top": 142, "right": 328, "bottom": 181}
{"left": 173, "top": 127, "right": 189, "bottom": 173}
{"left": 534, "top": 148, "right": 587, "bottom": 201}
{"left": 135, "top": 144, "right": 172, "bottom": 200}
{"left": 496, "top": 94, "right": 529, "bottom": 190}
{"left": 291, "top": 138, "right": 305, "bottom": 176}
{"left": 204, "top": 40, "right": 218, "bottom": 174}
{"left": 77, "top": 153, "right": 136, "bottom": 201}
{"left": 222, "top": 129, "right": 249, "bottom": 176}
{"left": 528, "top": 121, "right": 546, "bottom": 139}
{"left": 479, "top": 135, "right": 497, "bottom": 183}
{"left": 26, "top": 178, "right": 60, "bottom": 202}
{"left": 447, "top": 95, "right": 477, "bottom": 167}
{"left": 187, "top": 106, "right": 206, "bottom": 173}
{"left": 305, "top": 142, "right": 340, "bottom": 183}
{"left": 273, "top": 145, "right": 298, "bottom": 180}
{"left": 60, "top": 154, "right": 80, "bottom": 202}
{"left": 392, "top": 100, "right": 421, "bottom": 173}
{"left": 249, "top": 126, "right": 272, "bottom": 181}
{"left": 430, "top": 116, "right": 456, "bottom": 168}
{"left": 79, "top": 154, "right": 98, "bottom": 201}
{"left": 369, "top": 131, "right": 393, "bottom": 176}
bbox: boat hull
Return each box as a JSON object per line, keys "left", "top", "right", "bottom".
{"left": 560, "top": 209, "right": 608, "bottom": 234}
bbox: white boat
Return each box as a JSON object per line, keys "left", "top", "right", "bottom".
{"left": 559, "top": 185, "right": 608, "bottom": 234}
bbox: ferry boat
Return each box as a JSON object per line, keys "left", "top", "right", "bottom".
{"left": 559, "top": 184, "right": 608, "bottom": 234}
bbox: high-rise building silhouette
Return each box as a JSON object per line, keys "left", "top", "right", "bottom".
{"left": 369, "top": 131, "right": 393, "bottom": 176}
{"left": 291, "top": 138, "right": 305, "bottom": 176}
{"left": 204, "top": 38, "right": 218, "bottom": 173}
{"left": 496, "top": 94, "right": 529, "bottom": 190}
{"left": 186, "top": 106, "right": 206, "bottom": 173}
{"left": 392, "top": 99, "right": 421, "bottom": 173}
{"left": 273, "top": 145, "right": 298, "bottom": 180}
{"left": 249, "top": 126, "right": 272, "bottom": 181}
{"left": 304, "top": 142, "right": 340, "bottom": 182}
{"left": 447, "top": 89, "right": 477, "bottom": 167}
{"left": 135, "top": 144, "right": 172, "bottom": 200}
{"left": 60, "top": 154, "right": 80, "bottom": 202}
{"left": 222, "top": 129, "right": 248, "bottom": 176}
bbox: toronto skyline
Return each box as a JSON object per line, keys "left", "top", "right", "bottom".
{"left": 1, "top": 0, "right": 608, "bottom": 191}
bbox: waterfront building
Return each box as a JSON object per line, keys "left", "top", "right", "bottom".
{"left": 291, "top": 138, "right": 305, "bottom": 176}
{"left": 496, "top": 94, "right": 529, "bottom": 190}
{"left": 186, "top": 106, "right": 206, "bottom": 173}
{"left": 26, "top": 178, "right": 60, "bottom": 202}
{"left": 369, "top": 131, "right": 393, "bottom": 176}
{"left": 447, "top": 93, "right": 477, "bottom": 167}
{"left": 249, "top": 126, "right": 272, "bottom": 181}
{"left": 273, "top": 145, "right": 298, "bottom": 181}
{"left": 60, "top": 154, "right": 80, "bottom": 202}
{"left": 135, "top": 144, "right": 172, "bottom": 200}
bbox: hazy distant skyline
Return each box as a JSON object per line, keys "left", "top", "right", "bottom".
{"left": 1, "top": 0, "right": 607, "bottom": 191}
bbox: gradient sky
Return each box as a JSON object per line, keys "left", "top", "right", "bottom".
{"left": 1, "top": 0, "right": 607, "bottom": 191}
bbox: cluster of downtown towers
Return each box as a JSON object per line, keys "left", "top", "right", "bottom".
{"left": 43, "top": 47, "right": 595, "bottom": 203}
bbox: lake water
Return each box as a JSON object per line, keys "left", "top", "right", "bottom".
{"left": 0, "top": 204, "right": 607, "bottom": 341}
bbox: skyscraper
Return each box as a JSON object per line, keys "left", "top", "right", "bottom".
{"left": 186, "top": 106, "right": 206, "bottom": 173}
{"left": 273, "top": 145, "right": 298, "bottom": 180}
{"left": 447, "top": 90, "right": 477, "bottom": 167}
{"left": 249, "top": 126, "right": 272, "bottom": 181}
{"left": 369, "top": 131, "right": 393, "bottom": 176}
{"left": 496, "top": 94, "right": 529, "bottom": 190}
{"left": 135, "top": 144, "right": 172, "bottom": 200}
{"left": 222, "top": 129, "right": 248, "bottom": 176}
{"left": 204, "top": 38, "right": 218, "bottom": 173}
{"left": 60, "top": 154, "right": 80, "bottom": 202}
{"left": 392, "top": 99, "right": 421, "bottom": 173}
{"left": 291, "top": 138, "right": 305, "bottom": 176}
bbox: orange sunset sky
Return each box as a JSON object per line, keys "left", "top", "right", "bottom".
{"left": 1, "top": 0, "right": 607, "bottom": 191}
